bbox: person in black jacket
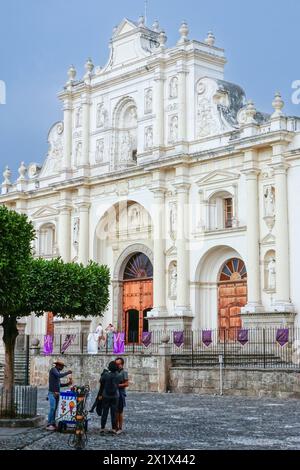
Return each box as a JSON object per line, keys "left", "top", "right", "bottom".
{"left": 99, "top": 361, "right": 122, "bottom": 434}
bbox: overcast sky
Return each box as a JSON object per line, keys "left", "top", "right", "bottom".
{"left": 0, "top": 0, "right": 299, "bottom": 178}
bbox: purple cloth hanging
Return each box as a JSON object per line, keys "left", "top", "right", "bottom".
{"left": 43, "top": 335, "right": 53, "bottom": 356}
{"left": 276, "top": 329, "right": 289, "bottom": 347}
{"left": 61, "top": 334, "right": 76, "bottom": 354}
{"left": 174, "top": 331, "right": 184, "bottom": 348}
{"left": 202, "top": 330, "right": 212, "bottom": 348}
{"left": 142, "top": 332, "right": 152, "bottom": 348}
{"left": 237, "top": 329, "right": 249, "bottom": 346}
{"left": 114, "top": 332, "right": 125, "bottom": 355}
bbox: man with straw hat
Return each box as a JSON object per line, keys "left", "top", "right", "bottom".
{"left": 46, "top": 358, "right": 73, "bottom": 431}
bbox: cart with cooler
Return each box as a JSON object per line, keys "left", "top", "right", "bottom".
{"left": 57, "top": 385, "right": 90, "bottom": 450}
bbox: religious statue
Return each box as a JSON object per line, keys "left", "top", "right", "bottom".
{"left": 120, "top": 133, "right": 132, "bottom": 162}
{"left": 264, "top": 186, "right": 275, "bottom": 217}
{"left": 73, "top": 218, "right": 80, "bottom": 246}
{"left": 170, "top": 203, "right": 177, "bottom": 240}
{"left": 96, "top": 139, "right": 104, "bottom": 162}
{"left": 169, "top": 263, "right": 177, "bottom": 299}
{"left": 96, "top": 103, "right": 108, "bottom": 128}
{"left": 145, "top": 89, "right": 153, "bottom": 114}
{"left": 169, "top": 116, "right": 178, "bottom": 143}
{"left": 75, "top": 107, "right": 82, "bottom": 128}
{"left": 170, "top": 77, "right": 178, "bottom": 99}
{"left": 145, "top": 127, "right": 153, "bottom": 149}
{"left": 75, "top": 142, "right": 82, "bottom": 166}
{"left": 267, "top": 258, "right": 276, "bottom": 291}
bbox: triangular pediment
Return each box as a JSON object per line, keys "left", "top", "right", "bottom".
{"left": 31, "top": 206, "right": 59, "bottom": 219}
{"left": 113, "top": 18, "right": 138, "bottom": 38}
{"left": 196, "top": 170, "right": 240, "bottom": 187}
{"left": 262, "top": 233, "right": 276, "bottom": 246}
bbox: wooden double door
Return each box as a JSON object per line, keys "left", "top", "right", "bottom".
{"left": 218, "top": 281, "right": 247, "bottom": 340}
{"left": 122, "top": 279, "right": 153, "bottom": 343}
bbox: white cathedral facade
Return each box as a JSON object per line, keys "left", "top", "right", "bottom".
{"left": 1, "top": 17, "right": 300, "bottom": 342}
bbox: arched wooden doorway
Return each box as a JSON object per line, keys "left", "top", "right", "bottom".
{"left": 122, "top": 253, "right": 153, "bottom": 343}
{"left": 218, "top": 258, "right": 247, "bottom": 339}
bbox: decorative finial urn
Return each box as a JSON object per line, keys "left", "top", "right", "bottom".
{"left": 272, "top": 92, "right": 285, "bottom": 117}
{"left": 18, "top": 161, "right": 27, "bottom": 181}
{"left": 158, "top": 30, "right": 167, "bottom": 49}
{"left": 67, "top": 65, "right": 76, "bottom": 84}
{"left": 85, "top": 58, "right": 94, "bottom": 74}
{"left": 2, "top": 166, "right": 11, "bottom": 185}
{"left": 205, "top": 31, "right": 216, "bottom": 47}
{"left": 152, "top": 19, "right": 160, "bottom": 33}
{"left": 245, "top": 100, "right": 257, "bottom": 123}
{"left": 138, "top": 15, "right": 145, "bottom": 27}
{"left": 178, "top": 21, "right": 189, "bottom": 44}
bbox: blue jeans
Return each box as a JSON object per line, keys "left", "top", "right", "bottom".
{"left": 48, "top": 392, "right": 59, "bottom": 425}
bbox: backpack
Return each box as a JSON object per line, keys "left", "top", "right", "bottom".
{"left": 103, "top": 372, "right": 118, "bottom": 397}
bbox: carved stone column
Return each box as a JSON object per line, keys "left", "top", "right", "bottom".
{"left": 272, "top": 145, "right": 293, "bottom": 311}
{"left": 174, "top": 167, "right": 191, "bottom": 316}
{"left": 81, "top": 91, "right": 91, "bottom": 167}
{"left": 241, "top": 150, "right": 264, "bottom": 314}
{"left": 149, "top": 174, "right": 167, "bottom": 317}
{"left": 75, "top": 188, "right": 90, "bottom": 266}
{"left": 57, "top": 191, "right": 72, "bottom": 262}
{"left": 154, "top": 70, "right": 165, "bottom": 150}
{"left": 62, "top": 97, "right": 73, "bottom": 171}
{"left": 177, "top": 62, "right": 188, "bottom": 143}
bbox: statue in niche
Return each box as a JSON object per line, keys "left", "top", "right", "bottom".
{"left": 96, "top": 103, "right": 108, "bottom": 128}
{"left": 76, "top": 107, "right": 82, "bottom": 128}
{"left": 267, "top": 258, "right": 276, "bottom": 291}
{"left": 75, "top": 142, "right": 82, "bottom": 166}
{"left": 96, "top": 139, "right": 104, "bottom": 162}
{"left": 120, "top": 133, "right": 132, "bottom": 162}
{"left": 170, "top": 202, "right": 177, "bottom": 240}
{"left": 264, "top": 186, "right": 275, "bottom": 217}
{"left": 73, "top": 218, "right": 80, "bottom": 247}
{"left": 145, "top": 127, "right": 153, "bottom": 149}
{"left": 169, "top": 77, "right": 178, "bottom": 99}
{"left": 130, "top": 206, "right": 141, "bottom": 228}
{"left": 169, "top": 116, "right": 178, "bottom": 143}
{"left": 169, "top": 263, "right": 177, "bottom": 299}
{"left": 145, "top": 89, "right": 153, "bottom": 114}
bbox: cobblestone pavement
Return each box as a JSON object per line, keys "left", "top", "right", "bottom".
{"left": 1, "top": 389, "right": 300, "bottom": 450}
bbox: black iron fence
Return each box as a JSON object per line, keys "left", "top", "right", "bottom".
{"left": 0, "top": 386, "right": 37, "bottom": 418}
{"left": 22, "top": 327, "right": 300, "bottom": 369}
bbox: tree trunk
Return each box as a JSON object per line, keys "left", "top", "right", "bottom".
{"left": 1, "top": 316, "right": 19, "bottom": 416}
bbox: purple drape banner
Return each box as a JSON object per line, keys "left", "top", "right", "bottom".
{"left": 142, "top": 332, "right": 152, "bottom": 348}
{"left": 114, "top": 332, "right": 125, "bottom": 355}
{"left": 174, "top": 331, "right": 184, "bottom": 348}
{"left": 43, "top": 335, "right": 53, "bottom": 356}
{"left": 61, "top": 334, "right": 76, "bottom": 354}
{"left": 202, "top": 330, "right": 212, "bottom": 348}
{"left": 276, "top": 329, "right": 289, "bottom": 347}
{"left": 237, "top": 329, "right": 249, "bottom": 346}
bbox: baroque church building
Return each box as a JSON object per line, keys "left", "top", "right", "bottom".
{"left": 2, "top": 17, "right": 300, "bottom": 342}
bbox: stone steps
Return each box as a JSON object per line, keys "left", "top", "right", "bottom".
{"left": 171, "top": 353, "right": 286, "bottom": 368}
{"left": 0, "top": 352, "right": 29, "bottom": 385}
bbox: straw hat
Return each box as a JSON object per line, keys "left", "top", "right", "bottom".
{"left": 54, "top": 358, "right": 66, "bottom": 367}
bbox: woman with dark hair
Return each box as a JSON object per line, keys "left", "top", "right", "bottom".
{"left": 99, "top": 361, "right": 122, "bottom": 434}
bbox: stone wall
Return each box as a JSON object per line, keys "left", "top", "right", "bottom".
{"left": 30, "top": 354, "right": 160, "bottom": 392}
{"left": 169, "top": 367, "right": 300, "bottom": 399}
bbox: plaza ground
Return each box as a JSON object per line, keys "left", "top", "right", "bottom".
{"left": 1, "top": 389, "right": 300, "bottom": 450}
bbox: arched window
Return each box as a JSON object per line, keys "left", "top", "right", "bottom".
{"left": 219, "top": 258, "right": 247, "bottom": 282}
{"left": 123, "top": 253, "right": 153, "bottom": 280}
